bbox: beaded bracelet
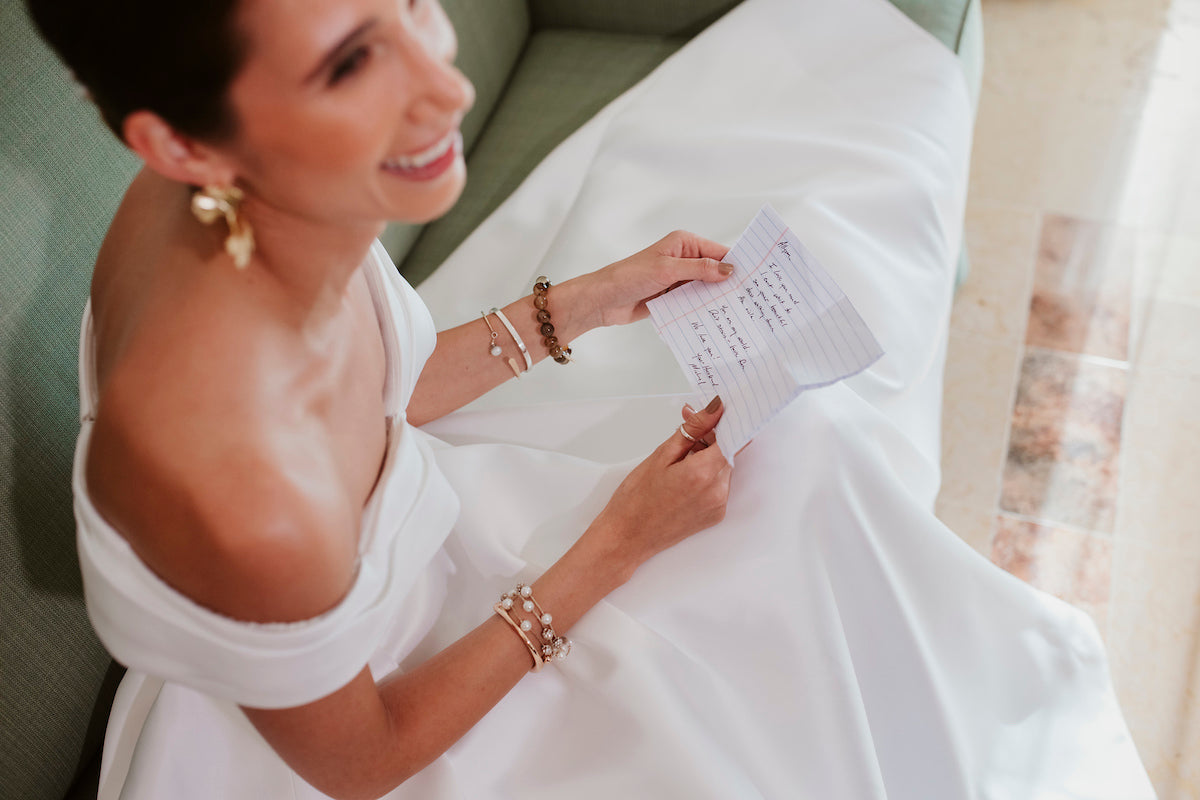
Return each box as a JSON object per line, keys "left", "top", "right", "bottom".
{"left": 495, "top": 583, "right": 572, "bottom": 670}
{"left": 532, "top": 276, "right": 572, "bottom": 365}
{"left": 480, "top": 310, "right": 522, "bottom": 379}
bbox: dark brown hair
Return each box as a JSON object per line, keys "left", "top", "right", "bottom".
{"left": 26, "top": 0, "right": 247, "bottom": 141}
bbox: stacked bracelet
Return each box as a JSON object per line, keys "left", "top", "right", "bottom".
{"left": 494, "top": 583, "right": 571, "bottom": 671}
{"left": 489, "top": 307, "right": 532, "bottom": 372}
{"left": 532, "top": 277, "right": 572, "bottom": 365}
{"left": 480, "top": 310, "right": 522, "bottom": 379}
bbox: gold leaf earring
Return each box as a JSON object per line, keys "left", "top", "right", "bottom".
{"left": 190, "top": 184, "right": 255, "bottom": 269}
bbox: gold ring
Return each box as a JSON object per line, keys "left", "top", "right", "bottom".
{"left": 678, "top": 424, "right": 698, "bottom": 443}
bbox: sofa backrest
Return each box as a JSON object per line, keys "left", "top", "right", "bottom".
{"left": 0, "top": 4, "right": 139, "bottom": 799}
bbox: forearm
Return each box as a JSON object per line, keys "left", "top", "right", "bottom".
{"left": 248, "top": 519, "right": 634, "bottom": 800}
{"left": 372, "top": 526, "right": 633, "bottom": 783}
{"left": 407, "top": 275, "right": 599, "bottom": 426}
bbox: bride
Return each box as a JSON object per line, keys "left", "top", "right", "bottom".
{"left": 33, "top": 0, "right": 1154, "bottom": 797}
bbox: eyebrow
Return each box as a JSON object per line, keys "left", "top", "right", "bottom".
{"left": 304, "top": 18, "right": 380, "bottom": 83}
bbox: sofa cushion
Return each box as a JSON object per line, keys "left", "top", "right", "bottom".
{"left": 528, "top": 0, "right": 742, "bottom": 37}
{"left": 0, "top": 4, "right": 139, "bottom": 800}
{"left": 888, "top": 0, "right": 973, "bottom": 52}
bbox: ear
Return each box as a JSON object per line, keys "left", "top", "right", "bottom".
{"left": 122, "top": 110, "right": 236, "bottom": 188}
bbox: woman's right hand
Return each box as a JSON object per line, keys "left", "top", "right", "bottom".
{"left": 590, "top": 396, "right": 733, "bottom": 573}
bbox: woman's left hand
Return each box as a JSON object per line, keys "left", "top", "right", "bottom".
{"left": 570, "top": 230, "right": 734, "bottom": 329}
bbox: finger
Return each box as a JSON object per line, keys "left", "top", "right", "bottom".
{"left": 663, "top": 256, "right": 735, "bottom": 286}
{"left": 681, "top": 396, "right": 723, "bottom": 440}
{"left": 664, "top": 230, "right": 731, "bottom": 262}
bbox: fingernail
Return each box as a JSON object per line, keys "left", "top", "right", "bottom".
{"left": 683, "top": 403, "right": 696, "bottom": 417}
{"left": 704, "top": 395, "right": 722, "bottom": 413}
{"left": 718, "top": 262, "right": 735, "bottom": 275}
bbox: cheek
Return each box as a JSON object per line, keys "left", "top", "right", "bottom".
{"left": 248, "top": 106, "right": 389, "bottom": 176}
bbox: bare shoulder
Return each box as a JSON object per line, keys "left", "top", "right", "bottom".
{"left": 86, "top": 349, "right": 363, "bottom": 626}
{"left": 84, "top": 173, "right": 361, "bottom": 623}
{"left": 86, "top": 377, "right": 361, "bottom": 623}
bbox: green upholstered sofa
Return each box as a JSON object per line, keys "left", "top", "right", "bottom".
{"left": 0, "top": 1, "right": 981, "bottom": 797}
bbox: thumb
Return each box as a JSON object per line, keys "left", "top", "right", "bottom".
{"left": 662, "top": 396, "right": 724, "bottom": 463}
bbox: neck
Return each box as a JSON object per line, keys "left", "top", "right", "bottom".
{"left": 239, "top": 194, "right": 385, "bottom": 326}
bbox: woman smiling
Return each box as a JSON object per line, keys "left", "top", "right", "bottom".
{"left": 29, "top": 0, "right": 1154, "bottom": 797}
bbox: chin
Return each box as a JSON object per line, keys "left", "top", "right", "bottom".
{"left": 390, "top": 170, "right": 466, "bottom": 225}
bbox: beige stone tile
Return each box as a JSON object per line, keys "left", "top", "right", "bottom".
{"left": 1107, "top": 539, "right": 1200, "bottom": 798}
{"left": 967, "top": 88, "right": 1054, "bottom": 209}
{"left": 1115, "top": 368, "right": 1200, "bottom": 553}
{"left": 990, "top": 513, "right": 1111, "bottom": 632}
{"left": 981, "top": 1, "right": 1164, "bottom": 107}
{"left": 967, "top": 88, "right": 1148, "bottom": 221}
{"left": 934, "top": 498, "right": 997, "bottom": 557}
{"left": 951, "top": 204, "right": 1038, "bottom": 343}
{"left": 937, "top": 331, "right": 1021, "bottom": 510}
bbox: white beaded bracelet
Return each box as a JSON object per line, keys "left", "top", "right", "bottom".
{"left": 489, "top": 307, "right": 532, "bottom": 372}
{"left": 497, "top": 583, "right": 571, "bottom": 670}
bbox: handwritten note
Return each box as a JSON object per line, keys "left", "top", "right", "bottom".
{"left": 646, "top": 204, "right": 883, "bottom": 460}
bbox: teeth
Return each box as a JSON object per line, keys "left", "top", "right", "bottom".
{"left": 383, "top": 131, "right": 457, "bottom": 170}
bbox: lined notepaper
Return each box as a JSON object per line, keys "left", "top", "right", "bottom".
{"left": 646, "top": 204, "right": 883, "bottom": 461}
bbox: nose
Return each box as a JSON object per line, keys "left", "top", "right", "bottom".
{"left": 400, "top": 21, "right": 475, "bottom": 125}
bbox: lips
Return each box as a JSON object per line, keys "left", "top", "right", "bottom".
{"left": 381, "top": 130, "right": 461, "bottom": 181}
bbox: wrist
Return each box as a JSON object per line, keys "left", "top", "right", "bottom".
{"left": 576, "top": 516, "right": 640, "bottom": 589}
{"left": 548, "top": 273, "right": 603, "bottom": 341}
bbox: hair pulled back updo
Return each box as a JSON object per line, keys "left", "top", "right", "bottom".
{"left": 26, "top": 0, "right": 247, "bottom": 141}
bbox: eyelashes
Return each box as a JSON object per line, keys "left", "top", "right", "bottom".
{"left": 329, "top": 45, "right": 371, "bottom": 85}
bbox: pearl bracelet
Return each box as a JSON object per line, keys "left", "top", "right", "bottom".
{"left": 495, "top": 583, "right": 571, "bottom": 671}
{"left": 480, "top": 310, "right": 522, "bottom": 379}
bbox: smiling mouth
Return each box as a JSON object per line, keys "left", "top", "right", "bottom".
{"left": 381, "top": 130, "right": 461, "bottom": 174}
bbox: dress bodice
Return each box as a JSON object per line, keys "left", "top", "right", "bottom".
{"left": 72, "top": 241, "right": 460, "bottom": 709}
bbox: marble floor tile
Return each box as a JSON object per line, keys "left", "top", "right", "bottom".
{"left": 1001, "top": 349, "right": 1127, "bottom": 533}
{"left": 934, "top": 498, "right": 997, "bottom": 557}
{"left": 937, "top": 331, "right": 1021, "bottom": 510}
{"left": 950, "top": 204, "right": 1039, "bottom": 343}
{"left": 1116, "top": 368, "right": 1200, "bottom": 554}
{"left": 990, "top": 513, "right": 1112, "bottom": 631}
{"left": 1025, "top": 214, "right": 1132, "bottom": 361}
{"left": 1107, "top": 539, "right": 1200, "bottom": 799}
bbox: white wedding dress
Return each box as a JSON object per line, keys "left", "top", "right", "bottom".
{"left": 75, "top": 0, "right": 1155, "bottom": 797}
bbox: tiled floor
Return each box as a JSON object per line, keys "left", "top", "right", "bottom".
{"left": 937, "top": 1, "right": 1200, "bottom": 796}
